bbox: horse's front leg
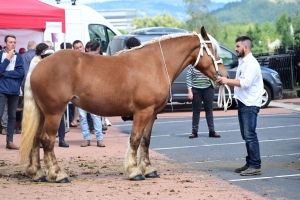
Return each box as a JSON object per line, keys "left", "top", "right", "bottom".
{"left": 43, "top": 115, "right": 70, "bottom": 183}
{"left": 25, "top": 118, "right": 48, "bottom": 182}
{"left": 138, "top": 114, "right": 159, "bottom": 178}
{"left": 124, "top": 111, "right": 153, "bottom": 181}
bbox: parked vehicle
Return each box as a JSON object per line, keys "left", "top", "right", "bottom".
{"left": 44, "top": 4, "right": 121, "bottom": 52}
{"left": 106, "top": 29, "right": 283, "bottom": 108}
{"left": 129, "top": 27, "right": 190, "bottom": 35}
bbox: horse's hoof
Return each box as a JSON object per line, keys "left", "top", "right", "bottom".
{"left": 56, "top": 177, "right": 71, "bottom": 183}
{"left": 129, "top": 174, "right": 145, "bottom": 181}
{"left": 35, "top": 176, "right": 49, "bottom": 182}
{"left": 145, "top": 171, "right": 160, "bottom": 178}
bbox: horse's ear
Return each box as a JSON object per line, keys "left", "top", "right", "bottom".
{"left": 200, "top": 26, "right": 209, "bottom": 40}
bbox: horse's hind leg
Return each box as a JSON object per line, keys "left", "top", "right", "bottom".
{"left": 124, "top": 110, "right": 153, "bottom": 180}
{"left": 138, "top": 114, "right": 159, "bottom": 178}
{"left": 26, "top": 116, "right": 48, "bottom": 182}
{"left": 42, "top": 114, "right": 70, "bottom": 183}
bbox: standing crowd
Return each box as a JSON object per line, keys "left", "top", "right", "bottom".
{"left": 0, "top": 35, "right": 111, "bottom": 150}
{"left": 0, "top": 34, "right": 263, "bottom": 176}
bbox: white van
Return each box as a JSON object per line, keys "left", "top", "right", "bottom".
{"left": 43, "top": 4, "right": 122, "bottom": 52}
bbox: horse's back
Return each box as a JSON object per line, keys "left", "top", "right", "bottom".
{"left": 30, "top": 49, "right": 170, "bottom": 116}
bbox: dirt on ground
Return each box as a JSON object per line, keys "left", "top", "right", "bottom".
{"left": 0, "top": 114, "right": 270, "bottom": 200}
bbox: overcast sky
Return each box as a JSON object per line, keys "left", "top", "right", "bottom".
{"left": 41, "top": 0, "right": 241, "bottom": 5}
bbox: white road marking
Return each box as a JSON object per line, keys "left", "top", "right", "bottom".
{"left": 113, "top": 113, "right": 298, "bottom": 127}
{"left": 183, "top": 153, "right": 300, "bottom": 165}
{"left": 228, "top": 174, "right": 300, "bottom": 182}
{"left": 150, "top": 124, "right": 300, "bottom": 138}
{"left": 152, "top": 137, "right": 300, "bottom": 150}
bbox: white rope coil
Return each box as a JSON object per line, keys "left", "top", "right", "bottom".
{"left": 217, "top": 84, "right": 232, "bottom": 112}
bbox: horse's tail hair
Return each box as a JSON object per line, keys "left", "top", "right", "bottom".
{"left": 19, "top": 72, "right": 40, "bottom": 164}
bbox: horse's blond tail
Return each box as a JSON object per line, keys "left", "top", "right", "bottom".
{"left": 19, "top": 72, "right": 40, "bottom": 164}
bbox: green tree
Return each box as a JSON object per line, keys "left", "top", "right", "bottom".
{"left": 246, "top": 23, "right": 268, "bottom": 52}
{"left": 183, "top": 0, "right": 221, "bottom": 39}
{"left": 132, "top": 13, "right": 187, "bottom": 30}
{"left": 275, "top": 12, "right": 294, "bottom": 48}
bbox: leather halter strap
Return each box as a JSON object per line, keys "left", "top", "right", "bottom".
{"left": 192, "top": 34, "right": 223, "bottom": 79}
{"left": 192, "top": 34, "right": 232, "bottom": 111}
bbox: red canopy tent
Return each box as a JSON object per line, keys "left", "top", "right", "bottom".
{"left": 0, "top": 0, "right": 65, "bottom": 32}
{"left": 0, "top": 0, "right": 65, "bottom": 50}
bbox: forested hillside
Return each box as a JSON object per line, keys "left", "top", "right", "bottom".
{"left": 212, "top": 0, "right": 300, "bottom": 24}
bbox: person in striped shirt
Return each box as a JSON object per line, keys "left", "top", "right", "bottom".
{"left": 186, "top": 65, "right": 220, "bottom": 139}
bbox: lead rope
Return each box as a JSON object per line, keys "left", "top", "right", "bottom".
{"left": 218, "top": 84, "right": 232, "bottom": 111}
{"left": 159, "top": 39, "right": 173, "bottom": 112}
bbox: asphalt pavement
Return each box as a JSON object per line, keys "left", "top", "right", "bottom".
{"left": 114, "top": 98, "right": 300, "bottom": 200}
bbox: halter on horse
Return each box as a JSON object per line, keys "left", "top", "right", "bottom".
{"left": 19, "top": 27, "right": 228, "bottom": 182}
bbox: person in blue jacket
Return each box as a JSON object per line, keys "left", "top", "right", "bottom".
{"left": 0, "top": 34, "right": 24, "bottom": 150}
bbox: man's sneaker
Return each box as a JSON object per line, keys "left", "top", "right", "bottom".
{"left": 1, "top": 128, "right": 7, "bottom": 135}
{"left": 240, "top": 167, "right": 261, "bottom": 176}
{"left": 234, "top": 165, "right": 249, "bottom": 173}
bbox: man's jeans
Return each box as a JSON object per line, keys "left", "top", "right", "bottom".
{"left": 0, "top": 94, "right": 19, "bottom": 142}
{"left": 237, "top": 100, "right": 261, "bottom": 169}
{"left": 1, "top": 103, "right": 7, "bottom": 128}
{"left": 77, "top": 108, "right": 103, "bottom": 141}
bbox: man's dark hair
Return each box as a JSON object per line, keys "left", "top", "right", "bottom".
{"left": 72, "top": 40, "right": 83, "bottom": 48}
{"left": 4, "top": 34, "right": 16, "bottom": 42}
{"left": 236, "top": 36, "right": 252, "bottom": 49}
{"left": 89, "top": 40, "right": 103, "bottom": 55}
{"left": 60, "top": 42, "right": 72, "bottom": 49}
{"left": 126, "top": 37, "right": 141, "bottom": 49}
{"left": 36, "top": 43, "right": 49, "bottom": 56}
{"left": 85, "top": 41, "right": 92, "bottom": 52}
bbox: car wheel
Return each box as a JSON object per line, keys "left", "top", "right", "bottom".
{"left": 261, "top": 86, "right": 271, "bottom": 108}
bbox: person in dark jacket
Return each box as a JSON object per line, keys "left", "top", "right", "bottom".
{"left": 0, "top": 34, "right": 24, "bottom": 150}
{"left": 21, "top": 40, "right": 36, "bottom": 92}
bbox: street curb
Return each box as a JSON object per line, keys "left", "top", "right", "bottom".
{"left": 283, "top": 90, "right": 298, "bottom": 99}
{"left": 269, "top": 101, "right": 300, "bottom": 112}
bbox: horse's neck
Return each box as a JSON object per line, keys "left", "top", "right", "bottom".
{"left": 159, "top": 36, "right": 199, "bottom": 82}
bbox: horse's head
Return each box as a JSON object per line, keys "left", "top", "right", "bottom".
{"left": 193, "top": 27, "right": 228, "bottom": 86}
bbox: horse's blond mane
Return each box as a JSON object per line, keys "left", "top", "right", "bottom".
{"left": 115, "top": 32, "right": 220, "bottom": 57}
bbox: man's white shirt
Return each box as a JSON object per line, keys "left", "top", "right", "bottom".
{"left": 233, "top": 53, "right": 264, "bottom": 107}
{"left": 1, "top": 52, "right": 17, "bottom": 71}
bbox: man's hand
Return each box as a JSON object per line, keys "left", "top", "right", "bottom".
{"left": 6, "top": 49, "right": 15, "bottom": 60}
{"left": 217, "top": 77, "right": 241, "bottom": 87}
{"left": 217, "top": 77, "right": 229, "bottom": 85}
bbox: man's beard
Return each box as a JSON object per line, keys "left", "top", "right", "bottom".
{"left": 236, "top": 49, "right": 245, "bottom": 58}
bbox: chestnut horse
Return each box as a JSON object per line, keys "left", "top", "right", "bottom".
{"left": 20, "top": 27, "right": 227, "bottom": 183}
